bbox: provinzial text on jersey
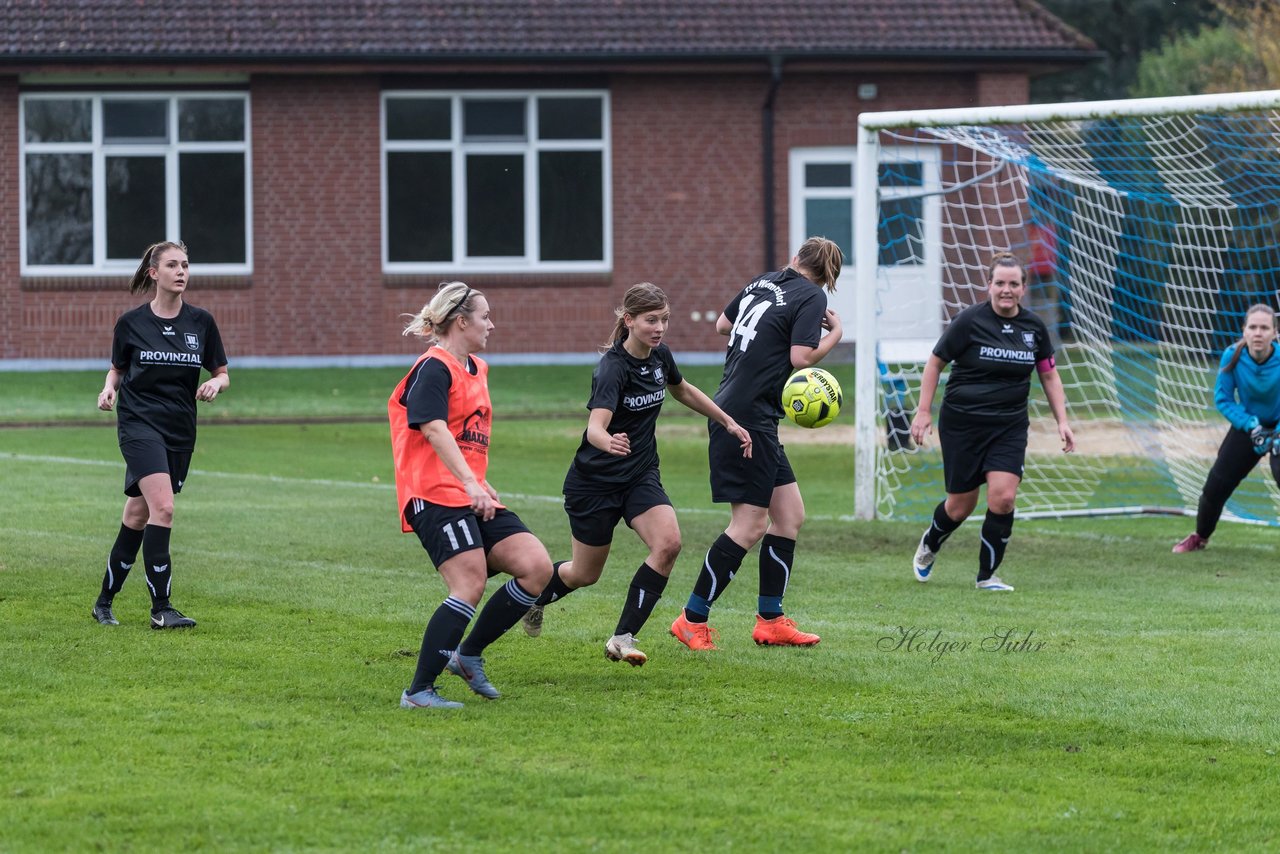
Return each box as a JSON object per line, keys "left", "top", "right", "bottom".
{"left": 624, "top": 389, "right": 666, "bottom": 409}
{"left": 978, "top": 346, "right": 1034, "bottom": 362}
{"left": 139, "top": 351, "right": 203, "bottom": 365}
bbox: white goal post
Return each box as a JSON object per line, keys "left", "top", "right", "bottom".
{"left": 853, "top": 89, "right": 1280, "bottom": 523}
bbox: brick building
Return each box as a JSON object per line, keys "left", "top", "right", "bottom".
{"left": 0, "top": 0, "right": 1095, "bottom": 365}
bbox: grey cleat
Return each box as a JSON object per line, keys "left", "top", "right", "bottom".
{"left": 400, "top": 687, "right": 464, "bottom": 709}
{"left": 521, "top": 604, "right": 544, "bottom": 638}
{"left": 446, "top": 651, "right": 500, "bottom": 699}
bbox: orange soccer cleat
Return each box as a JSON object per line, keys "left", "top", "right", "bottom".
{"left": 752, "top": 615, "right": 820, "bottom": 647}
{"left": 670, "top": 611, "right": 720, "bottom": 651}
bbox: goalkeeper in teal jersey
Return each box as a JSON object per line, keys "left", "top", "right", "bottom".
{"left": 1173, "top": 304, "right": 1280, "bottom": 553}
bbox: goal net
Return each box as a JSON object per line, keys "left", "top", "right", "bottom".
{"left": 852, "top": 90, "right": 1280, "bottom": 524}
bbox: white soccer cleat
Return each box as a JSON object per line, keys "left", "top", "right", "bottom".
{"left": 604, "top": 632, "right": 648, "bottom": 666}
{"left": 975, "top": 576, "right": 1014, "bottom": 591}
{"left": 913, "top": 533, "right": 936, "bottom": 582}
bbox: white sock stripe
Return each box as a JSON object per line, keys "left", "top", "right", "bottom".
{"left": 443, "top": 596, "right": 475, "bottom": 620}
{"left": 637, "top": 590, "right": 646, "bottom": 609}
{"left": 702, "top": 551, "right": 718, "bottom": 601}
{"left": 766, "top": 545, "right": 790, "bottom": 594}
{"left": 105, "top": 557, "right": 114, "bottom": 591}
{"left": 980, "top": 535, "right": 997, "bottom": 569}
{"left": 502, "top": 579, "right": 538, "bottom": 607}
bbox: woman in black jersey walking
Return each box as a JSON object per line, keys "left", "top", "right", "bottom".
{"left": 521, "top": 283, "right": 751, "bottom": 666}
{"left": 93, "top": 241, "right": 228, "bottom": 628}
{"left": 670, "top": 237, "right": 843, "bottom": 651}
{"left": 908, "top": 252, "right": 1074, "bottom": 591}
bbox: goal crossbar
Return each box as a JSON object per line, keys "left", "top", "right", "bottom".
{"left": 853, "top": 89, "right": 1280, "bottom": 523}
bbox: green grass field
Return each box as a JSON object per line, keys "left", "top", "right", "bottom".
{"left": 2, "top": 366, "right": 1278, "bottom": 852}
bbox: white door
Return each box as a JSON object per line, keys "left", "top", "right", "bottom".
{"left": 789, "top": 146, "right": 941, "bottom": 350}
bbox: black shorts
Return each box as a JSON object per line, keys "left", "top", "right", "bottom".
{"left": 563, "top": 467, "right": 672, "bottom": 547}
{"left": 406, "top": 499, "right": 531, "bottom": 570}
{"left": 707, "top": 421, "right": 796, "bottom": 508}
{"left": 938, "top": 407, "right": 1027, "bottom": 494}
{"left": 120, "top": 433, "right": 192, "bottom": 497}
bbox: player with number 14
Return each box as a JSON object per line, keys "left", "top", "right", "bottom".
{"left": 670, "top": 237, "right": 843, "bottom": 651}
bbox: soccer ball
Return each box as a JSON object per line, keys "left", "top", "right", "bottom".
{"left": 781, "top": 368, "right": 843, "bottom": 429}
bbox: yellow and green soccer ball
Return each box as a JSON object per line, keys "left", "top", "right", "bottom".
{"left": 781, "top": 368, "right": 843, "bottom": 429}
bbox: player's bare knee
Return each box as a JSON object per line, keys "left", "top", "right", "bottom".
{"left": 513, "top": 557, "right": 552, "bottom": 591}
{"left": 570, "top": 560, "right": 605, "bottom": 588}
{"left": 652, "top": 538, "right": 681, "bottom": 569}
{"left": 987, "top": 496, "right": 1017, "bottom": 515}
{"left": 149, "top": 503, "right": 175, "bottom": 526}
{"left": 729, "top": 519, "right": 768, "bottom": 547}
{"left": 447, "top": 575, "right": 487, "bottom": 605}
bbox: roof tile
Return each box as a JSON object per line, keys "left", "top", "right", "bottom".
{"left": 2, "top": 0, "right": 1095, "bottom": 60}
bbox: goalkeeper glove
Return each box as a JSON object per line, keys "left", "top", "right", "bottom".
{"left": 1250, "top": 422, "right": 1271, "bottom": 455}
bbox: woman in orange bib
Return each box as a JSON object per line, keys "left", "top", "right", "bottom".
{"left": 389, "top": 282, "right": 552, "bottom": 709}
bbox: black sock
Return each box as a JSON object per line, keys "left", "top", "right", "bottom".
{"left": 614, "top": 563, "right": 668, "bottom": 636}
{"left": 923, "top": 501, "right": 964, "bottom": 552}
{"left": 977, "top": 510, "right": 1015, "bottom": 582}
{"left": 408, "top": 596, "right": 474, "bottom": 695}
{"left": 458, "top": 579, "right": 539, "bottom": 656}
{"left": 758, "top": 534, "right": 795, "bottom": 620}
{"left": 533, "top": 560, "right": 574, "bottom": 607}
{"left": 100, "top": 523, "right": 145, "bottom": 603}
{"left": 142, "top": 524, "right": 173, "bottom": 612}
{"left": 684, "top": 533, "right": 748, "bottom": 623}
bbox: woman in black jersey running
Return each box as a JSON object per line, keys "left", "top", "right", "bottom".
{"left": 521, "top": 283, "right": 751, "bottom": 666}
{"left": 670, "top": 237, "right": 843, "bottom": 651}
{"left": 908, "top": 252, "right": 1074, "bottom": 591}
{"left": 93, "top": 241, "right": 228, "bottom": 629}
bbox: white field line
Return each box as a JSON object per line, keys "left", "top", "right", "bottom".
{"left": 5, "top": 452, "right": 866, "bottom": 521}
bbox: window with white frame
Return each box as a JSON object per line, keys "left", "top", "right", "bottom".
{"left": 20, "top": 92, "right": 251, "bottom": 274}
{"left": 382, "top": 91, "right": 610, "bottom": 271}
{"left": 789, "top": 146, "right": 941, "bottom": 343}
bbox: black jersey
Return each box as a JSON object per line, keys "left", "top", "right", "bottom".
{"left": 565, "top": 339, "right": 683, "bottom": 494}
{"left": 111, "top": 302, "right": 227, "bottom": 451}
{"left": 713, "top": 268, "right": 826, "bottom": 430}
{"left": 935, "top": 301, "right": 1052, "bottom": 420}
{"left": 400, "top": 355, "right": 479, "bottom": 429}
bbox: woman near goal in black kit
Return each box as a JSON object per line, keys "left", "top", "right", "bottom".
{"left": 518, "top": 283, "right": 752, "bottom": 666}
{"left": 93, "top": 241, "right": 229, "bottom": 629}
{"left": 908, "top": 252, "right": 1074, "bottom": 591}
{"left": 670, "top": 236, "right": 843, "bottom": 651}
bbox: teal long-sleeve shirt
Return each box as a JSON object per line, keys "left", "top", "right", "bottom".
{"left": 1214, "top": 341, "right": 1280, "bottom": 431}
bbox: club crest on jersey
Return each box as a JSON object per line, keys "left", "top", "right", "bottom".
{"left": 654, "top": 366, "right": 665, "bottom": 384}
{"left": 1022, "top": 331, "right": 1035, "bottom": 347}
{"left": 185, "top": 333, "right": 199, "bottom": 351}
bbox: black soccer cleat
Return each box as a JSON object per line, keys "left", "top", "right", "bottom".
{"left": 91, "top": 602, "right": 120, "bottom": 626}
{"left": 150, "top": 607, "right": 197, "bottom": 630}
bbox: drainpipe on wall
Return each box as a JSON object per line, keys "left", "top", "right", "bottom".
{"left": 761, "top": 54, "right": 784, "bottom": 272}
